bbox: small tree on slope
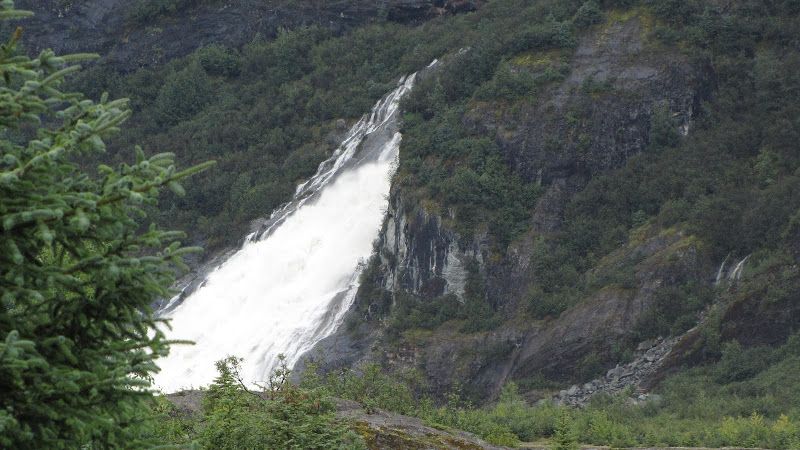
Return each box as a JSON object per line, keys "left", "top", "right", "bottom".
{"left": 0, "top": 2, "right": 214, "bottom": 447}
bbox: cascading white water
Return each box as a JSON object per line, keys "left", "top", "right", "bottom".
{"left": 154, "top": 69, "right": 425, "bottom": 393}
{"left": 728, "top": 255, "right": 750, "bottom": 281}
{"left": 713, "top": 254, "right": 750, "bottom": 286}
{"left": 714, "top": 254, "right": 730, "bottom": 285}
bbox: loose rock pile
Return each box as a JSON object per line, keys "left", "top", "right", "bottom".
{"left": 553, "top": 336, "right": 679, "bottom": 408}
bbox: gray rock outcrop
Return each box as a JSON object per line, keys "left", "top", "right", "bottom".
{"left": 554, "top": 336, "right": 678, "bottom": 408}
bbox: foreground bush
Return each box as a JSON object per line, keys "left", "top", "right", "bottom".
{"left": 152, "top": 357, "right": 365, "bottom": 449}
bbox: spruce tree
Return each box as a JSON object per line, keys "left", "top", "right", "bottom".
{"left": 553, "top": 411, "right": 579, "bottom": 450}
{"left": 0, "top": 2, "right": 214, "bottom": 447}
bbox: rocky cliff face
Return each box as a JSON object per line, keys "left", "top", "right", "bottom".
{"left": 467, "top": 12, "right": 713, "bottom": 186}
{"left": 14, "top": 0, "right": 483, "bottom": 71}
{"left": 303, "top": 11, "right": 718, "bottom": 399}
{"left": 381, "top": 194, "right": 483, "bottom": 303}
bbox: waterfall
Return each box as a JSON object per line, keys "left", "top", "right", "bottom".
{"left": 714, "top": 254, "right": 729, "bottom": 286}
{"left": 153, "top": 68, "right": 427, "bottom": 393}
{"left": 713, "top": 254, "right": 750, "bottom": 286}
{"left": 728, "top": 255, "right": 750, "bottom": 281}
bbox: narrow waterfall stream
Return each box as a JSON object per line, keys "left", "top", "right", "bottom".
{"left": 154, "top": 68, "right": 426, "bottom": 393}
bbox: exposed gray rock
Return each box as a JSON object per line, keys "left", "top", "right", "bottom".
{"left": 465, "top": 11, "right": 713, "bottom": 185}
{"left": 637, "top": 339, "right": 656, "bottom": 351}
{"left": 553, "top": 335, "right": 680, "bottom": 408}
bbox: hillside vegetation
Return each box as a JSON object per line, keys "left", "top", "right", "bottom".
{"left": 4, "top": 0, "right": 800, "bottom": 447}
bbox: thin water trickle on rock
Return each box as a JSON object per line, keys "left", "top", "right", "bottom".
{"left": 713, "top": 254, "right": 750, "bottom": 286}
{"left": 153, "top": 72, "right": 421, "bottom": 393}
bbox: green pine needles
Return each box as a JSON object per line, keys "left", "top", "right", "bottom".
{"left": 0, "top": 1, "right": 214, "bottom": 447}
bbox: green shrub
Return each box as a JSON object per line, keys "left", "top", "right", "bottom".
{"left": 197, "top": 44, "right": 242, "bottom": 77}
{"left": 573, "top": 1, "right": 605, "bottom": 28}
{"left": 713, "top": 341, "right": 772, "bottom": 383}
{"left": 154, "top": 60, "right": 212, "bottom": 127}
{"left": 579, "top": 353, "right": 605, "bottom": 382}
{"left": 633, "top": 282, "right": 711, "bottom": 340}
{"left": 475, "top": 61, "right": 537, "bottom": 100}
{"left": 583, "top": 410, "right": 636, "bottom": 447}
{"left": 484, "top": 424, "right": 520, "bottom": 446}
{"left": 649, "top": 100, "right": 680, "bottom": 148}
{"left": 553, "top": 412, "right": 579, "bottom": 450}
{"left": 196, "top": 357, "right": 365, "bottom": 449}
{"left": 770, "top": 414, "right": 800, "bottom": 450}
{"left": 719, "top": 412, "right": 771, "bottom": 448}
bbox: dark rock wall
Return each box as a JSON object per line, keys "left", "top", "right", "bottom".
{"left": 381, "top": 194, "right": 484, "bottom": 302}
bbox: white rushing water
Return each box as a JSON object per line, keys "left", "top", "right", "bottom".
{"left": 713, "top": 254, "right": 750, "bottom": 286}
{"left": 154, "top": 69, "right": 424, "bottom": 392}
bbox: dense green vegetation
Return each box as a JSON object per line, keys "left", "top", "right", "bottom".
{"left": 0, "top": 3, "right": 212, "bottom": 446}
{"left": 72, "top": 0, "right": 621, "bottom": 254}
{"left": 396, "top": 1, "right": 580, "bottom": 248}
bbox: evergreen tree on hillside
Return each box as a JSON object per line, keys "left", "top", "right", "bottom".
{"left": 0, "top": 2, "right": 213, "bottom": 447}
{"left": 155, "top": 59, "right": 212, "bottom": 127}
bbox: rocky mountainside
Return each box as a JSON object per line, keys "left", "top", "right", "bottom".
{"left": 301, "top": 5, "right": 800, "bottom": 402}
{"left": 14, "top": 0, "right": 483, "bottom": 71}
{"left": 20, "top": 0, "right": 799, "bottom": 413}
{"left": 7, "top": 0, "right": 800, "bottom": 447}
{"left": 304, "top": 10, "right": 712, "bottom": 386}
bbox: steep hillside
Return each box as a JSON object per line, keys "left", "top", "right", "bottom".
{"left": 18, "top": 0, "right": 799, "bottom": 432}
{"left": 8, "top": 0, "right": 800, "bottom": 447}
{"left": 304, "top": 0, "right": 800, "bottom": 406}
{"left": 32, "top": 0, "right": 490, "bottom": 256}
{"left": 14, "top": 0, "right": 483, "bottom": 71}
